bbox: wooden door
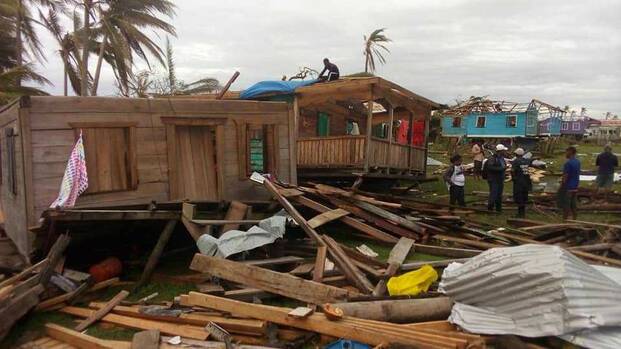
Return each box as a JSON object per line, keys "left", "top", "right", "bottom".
{"left": 171, "top": 126, "right": 218, "bottom": 201}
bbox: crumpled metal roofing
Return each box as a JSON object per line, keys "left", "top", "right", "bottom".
{"left": 438, "top": 244, "right": 621, "bottom": 348}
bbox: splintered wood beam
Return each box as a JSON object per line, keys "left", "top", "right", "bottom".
{"left": 307, "top": 208, "right": 350, "bottom": 229}
{"left": 262, "top": 180, "right": 324, "bottom": 246}
{"left": 135, "top": 220, "right": 178, "bottom": 290}
{"left": 291, "top": 195, "right": 397, "bottom": 243}
{"left": 313, "top": 246, "right": 327, "bottom": 283}
{"left": 190, "top": 254, "right": 356, "bottom": 304}
{"left": 74, "top": 290, "right": 130, "bottom": 332}
{"left": 354, "top": 201, "right": 426, "bottom": 234}
{"left": 322, "top": 235, "right": 374, "bottom": 294}
{"left": 373, "top": 237, "right": 414, "bottom": 296}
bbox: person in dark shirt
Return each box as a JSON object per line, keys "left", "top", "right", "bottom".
{"left": 511, "top": 148, "right": 533, "bottom": 218}
{"left": 558, "top": 146, "right": 581, "bottom": 220}
{"left": 595, "top": 144, "right": 618, "bottom": 200}
{"left": 318, "top": 58, "right": 339, "bottom": 82}
{"left": 483, "top": 144, "right": 508, "bottom": 212}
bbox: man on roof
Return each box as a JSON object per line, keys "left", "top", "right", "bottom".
{"left": 318, "top": 58, "right": 340, "bottom": 82}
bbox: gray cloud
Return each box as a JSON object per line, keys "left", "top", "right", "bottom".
{"left": 34, "top": 0, "right": 620, "bottom": 116}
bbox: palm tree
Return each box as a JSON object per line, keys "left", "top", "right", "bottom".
{"left": 0, "top": 63, "right": 49, "bottom": 104}
{"left": 2, "top": 0, "right": 63, "bottom": 86}
{"left": 89, "top": 0, "right": 176, "bottom": 96}
{"left": 39, "top": 8, "right": 82, "bottom": 95}
{"left": 363, "top": 28, "right": 391, "bottom": 73}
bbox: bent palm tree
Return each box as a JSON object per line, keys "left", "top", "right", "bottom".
{"left": 90, "top": 0, "right": 176, "bottom": 95}
{"left": 0, "top": 63, "right": 49, "bottom": 104}
{"left": 363, "top": 28, "right": 391, "bottom": 73}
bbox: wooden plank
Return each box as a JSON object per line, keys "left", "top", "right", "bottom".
{"left": 373, "top": 237, "right": 414, "bottom": 296}
{"left": 313, "top": 246, "right": 327, "bottom": 283}
{"left": 45, "top": 324, "right": 116, "bottom": 349}
{"left": 567, "top": 219, "right": 621, "bottom": 230}
{"left": 221, "top": 201, "right": 248, "bottom": 233}
{"left": 189, "top": 254, "right": 355, "bottom": 304}
{"left": 35, "top": 277, "right": 120, "bottom": 311}
{"left": 135, "top": 220, "right": 177, "bottom": 289}
{"left": 88, "top": 302, "right": 266, "bottom": 335}
{"left": 59, "top": 306, "right": 208, "bottom": 340}
{"left": 354, "top": 200, "right": 425, "bottom": 234}
{"left": 0, "top": 284, "right": 44, "bottom": 340}
{"left": 0, "top": 259, "right": 47, "bottom": 289}
{"left": 326, "top": 196, "right": 418, "bottom": 240}
{"left": 291, "top": 195, "right": 397, "bottom": 243}
{"left": 307, "top": 208, "right": 350, "bottom": 229}
{"left": 187, "top": 292, "right": 461, "bottom": 349}
{"left": 131, "top": 330, "right": 159, "bottom": 349}
{"left": 47, "top": 210, "right": 180, "bottom": 221}
{"left": 74, "top": 290, "right": 130, "bottom": 332}
{"left": 322, "top": 235, "right": 374, "bottom": 294}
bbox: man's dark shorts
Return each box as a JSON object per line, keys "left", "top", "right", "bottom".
{"left": 557, "top": 188, "right": 577, "bottom": 210}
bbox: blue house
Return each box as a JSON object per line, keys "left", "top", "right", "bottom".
{"left": 538, "top": 116, "right": 562, "bottom": 136}
{"left": 441, "top": 98, "right": 565, "bottom": 139}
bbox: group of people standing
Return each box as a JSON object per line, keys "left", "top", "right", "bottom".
{"left": 443, "top": 142, "right": 618, "bottom": 220}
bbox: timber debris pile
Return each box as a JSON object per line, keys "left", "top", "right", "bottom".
{"left": 1, "top": 173, "right": 620, "bottom": 349}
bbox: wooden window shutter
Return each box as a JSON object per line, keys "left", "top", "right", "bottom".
{"left": 72, "top": 123, "right": 138, "bottom": 194}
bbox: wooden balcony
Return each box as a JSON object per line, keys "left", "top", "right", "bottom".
{"left": 297, "top": 136, "right": 425, "bottom": 174}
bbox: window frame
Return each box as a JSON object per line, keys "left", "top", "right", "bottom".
{"left": 506, "top": 115, "right": 517, "bottom": 128}
{"left": 572, "top": 122, "right": 581, "bottom": 131}
{"left": 475, "top": 116, "right": 486, "bottom": 128}
{"left": 236, "top": 121, "right": 279, "bottom": 180}
{"left": 561, "top": 122, "right": 569, "bottom": 131}
{"left": 68, "top": 121, "right": 138, "bottom": 194}
{"left": 452, "top": 117, "right": 462, "bottom": 128}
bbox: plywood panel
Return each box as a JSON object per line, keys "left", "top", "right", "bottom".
{"left": 171, "top": 126, "right": 218, "bottom": 201}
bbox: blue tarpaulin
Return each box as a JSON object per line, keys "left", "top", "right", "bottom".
{"left": 240, "top": 79, "right": 317, "bottom": 99}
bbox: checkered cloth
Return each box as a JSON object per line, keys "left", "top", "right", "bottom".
{"left": 50, "top": 132, "right": 88, "bottom": 208}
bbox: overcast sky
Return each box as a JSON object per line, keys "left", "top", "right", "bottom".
{"left": 35, "top": 0, "right": 621, "bottom": 117}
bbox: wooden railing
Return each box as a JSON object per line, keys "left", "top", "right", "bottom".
{"left": 297, "top": 135, "right": 426, "bottom": 172}
{"left": 297, "top": 136, "right": 366, "bottom": 168}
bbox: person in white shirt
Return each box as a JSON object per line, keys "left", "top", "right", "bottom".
{"left": 443, "top": 154, "right": 466, "bottom": 209}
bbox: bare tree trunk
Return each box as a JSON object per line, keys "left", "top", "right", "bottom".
{"left": 63, "top": 64, "right": 68, "bottom": 96}
{"left": 80, "top": 0, "right": 91, "bottom": 96}
{"left": 15, "top": 0, "right": 24, "bottom": 87}
{"left": 90, "top": 33, "right": 108, "bottom": 96}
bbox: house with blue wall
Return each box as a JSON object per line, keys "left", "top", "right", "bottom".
{"left": 441, "top": 98, "right": 565, "bottom": 139}
{"left": 538, "top": 116, "right": 562, "bottom": 136}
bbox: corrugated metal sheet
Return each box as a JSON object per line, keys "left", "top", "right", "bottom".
{"left": 439, "top": 244, "right": 621, "bottom": 348}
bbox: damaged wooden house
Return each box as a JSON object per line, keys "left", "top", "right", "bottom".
{"left": 240, "top": 77, "right": 442, "bottom": 180}
{"left": 0, "top": 96, "right": 295, "bottom": 257}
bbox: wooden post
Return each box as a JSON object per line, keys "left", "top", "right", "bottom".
{"left": 74, "top": 290, "right": 130, "bottom": 331}
{"left": 135, "top": 220, "right": 177, "bottom": 289}
{"left": 363, "top": 100, "right": 374, "bottom": 173}
{"left": 216, "top": 71, "right": 240, "bottom": 100}
{"left": 385, "top": 104, "right": 394, "bottom": 174}
{"left": 422, "top": 107, "right": 430, "bottom": 175}
{"left": 407, "top": 110, "right": 414, "bottom": 172}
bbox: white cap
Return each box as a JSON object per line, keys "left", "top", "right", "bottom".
{"left": 514, "top": 148, "right": 525, "bottom": 156}
{"left": 496, "top": 144, "right": 508, "bottom": 151}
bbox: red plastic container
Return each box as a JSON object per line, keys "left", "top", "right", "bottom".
{"left": 89, "top": 257, "right": 122, "bottom": 283}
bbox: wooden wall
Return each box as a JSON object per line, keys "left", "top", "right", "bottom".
{"left": 0, "top": 101, "right": 30, "bottom": 256}
{"left": 17, "top": 96, "right": 292, "bottom": 242}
